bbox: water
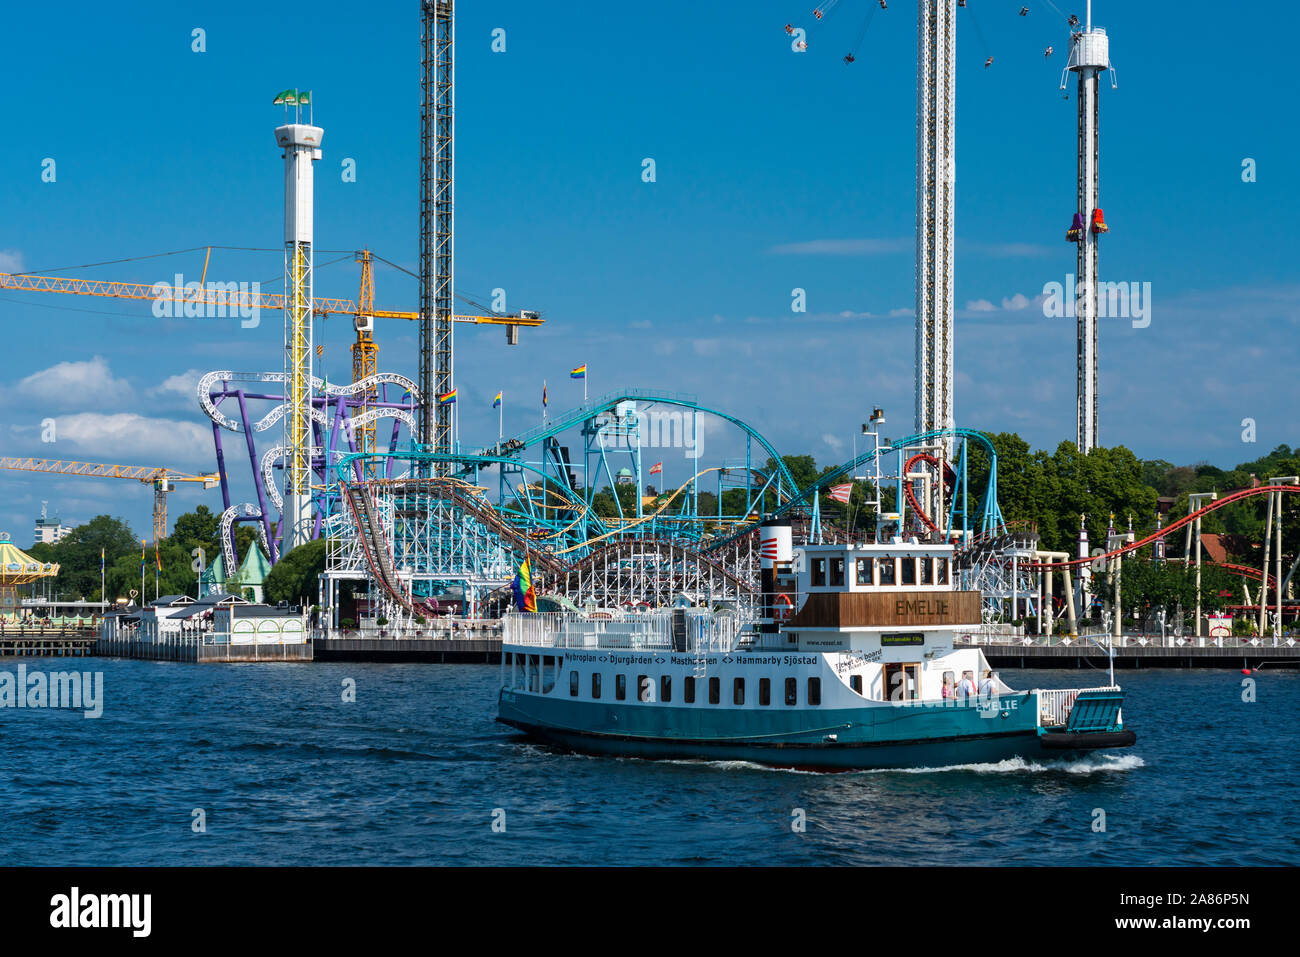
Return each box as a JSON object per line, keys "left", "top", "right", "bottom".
{"left": 1, "top": 660, "right": 1296, "bottom": 865}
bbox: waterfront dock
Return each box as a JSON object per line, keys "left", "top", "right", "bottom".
{"left": 962, "top": 634, "right": 1300, "bottom": 669}
{"left": 0, "top": 625, "right": 97, "bottom": 658}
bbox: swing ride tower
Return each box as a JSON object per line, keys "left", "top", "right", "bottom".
{"left": 914, "top": 0, "right": 957, "bottom": 460}
{"left": 1066, "top": 1, "right": 1111, "bottom": 453}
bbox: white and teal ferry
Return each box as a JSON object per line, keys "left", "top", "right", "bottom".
{"left": 497, "top": 528, "right": 1135, "bottom": 770}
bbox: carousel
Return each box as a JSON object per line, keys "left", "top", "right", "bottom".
{"left": 0, "top": 532, "right": 59, "bottom": 622}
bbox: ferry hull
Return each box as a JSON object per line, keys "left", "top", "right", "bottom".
{"left": 497, "top": 692, "right": 1135, "bottom": 771}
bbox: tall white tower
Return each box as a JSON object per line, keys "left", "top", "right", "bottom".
{"left": 915, "top": 0, "right": 957, "bottom": 457}
{"left": 275, "top": 120, "right": 324, "bottom": 551}
{"left": 1066, "top": 1, "right": 1112, "bottom": 453}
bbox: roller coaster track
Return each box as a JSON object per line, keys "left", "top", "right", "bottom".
{"left": 705, "top": 428, "right": 1007, "bottom": 551}
{"left": 340, "top": 479, "right": 754, "bottom": 607}
{"left": 560, "top": 537, "right": 756, "bottom": 596}
{"left": 902, "top": 452, "right": 957, "bottom": 533}
{"left": 340, "top": 482, "right": 412, "bottom": 613}
{"left": 466, "top": 389, "right": 802, "bottom": 500}
{"left": 1026, "top": 485, "right": 1300, "bottom": 570}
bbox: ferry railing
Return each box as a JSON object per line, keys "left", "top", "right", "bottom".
{"left": 1034, "top": 686, "right": 1120, "bottom": 727}
{"left": 502, "top": 611, "right": 742, "bottom": 654}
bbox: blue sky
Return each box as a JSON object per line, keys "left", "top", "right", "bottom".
{"left": 1, "top": 1, "right": 1295, "bottom": 542}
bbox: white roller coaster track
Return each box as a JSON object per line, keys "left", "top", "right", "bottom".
{"left": 197, "top": 370, "right": 419, "bottom": 433}
{"left": 219, "top": 502, "right": 276, "bottom": 570}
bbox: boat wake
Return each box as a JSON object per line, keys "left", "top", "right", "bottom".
{"left": 877, "top": 753, "right": 1146, "bottom": 775}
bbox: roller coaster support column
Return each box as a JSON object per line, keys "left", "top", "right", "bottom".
{"left": 1268, "top": 477, "right": 1298, "bottom": 642}
{"left": 1185, "top": 493, "right": 1216, "bottom": 637}
{"left": 1037, "top": 551, "right": 1071, "bottom": 638}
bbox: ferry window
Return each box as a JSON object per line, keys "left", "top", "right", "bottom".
{"left": 921, "top": 557, "right": 933, "bottom": 584}
{"left": 708, "top": 677, "right": 720, "bottom": 705}
{"left": 784, "top": 677, "right": 798, "bottom": 706}
{"left": 638, "top": 675, "right": 653, "bottom": 702}
{"left": 808, "top": 677, "right": 822, "bottom": 706}
{"left": 528, "top": 656, "right": 540, "bottom": 692}
{"left": 855, "top": 557, "right": 874, "bottom": 586}
{"left": 901, "top": 558, "right": 917, "bottom": 585}
{"left": 660, "top": 675, "right": 672, "bottom": 703}
{"left": 937, "top": 557, "right": 950, "bottom": 585}
{"left": 759, "top": 678, "right": 771, "bottom": 706}
{"left": 684, "top": 676, "right": 696, "bottom": 704}
{"left": 542, "top": 655, "right": 556, "bottom": 694}
{"left": 811, "top": 557, "right": 826, "bottom": 587}
{"left": 591, "top": 673, "right": 601, "bottom": 699}
{"left": 850, "top": 674, "right": 863, "bottom": 695}
{"left": 879, "top": 559, "right": 896, "bottom": 585}
{"left": 616, "top": 674, "right": 627, "bottom": 701}
{"left": 733, "top": 678, "right": 745, "bottom": 706}
{"left": 829, "top": 557, "right": 845, "bottom": 587}
{"left": 569, "top": 671, "right": 579, "bottom": 697}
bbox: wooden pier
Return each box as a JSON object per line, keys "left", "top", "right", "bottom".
{"left": 314, "top": 636, "right": 501, "bottom": 663}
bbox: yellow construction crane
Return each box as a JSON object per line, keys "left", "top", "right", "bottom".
{"left": 0, "top": 251, "right": 544, "bottom": 332}
{"left": 0, "top": 458, "right": 219, "bottom": 543}
{"left": 352, "top": 249, "right": 380, "bottom": 475}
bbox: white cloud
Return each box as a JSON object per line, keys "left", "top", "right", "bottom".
{"left": 0, "top": 248, "right": 23, "bottom": 272}
{"left": 148, "top": 369, "right": 203, "bottom": 399}
{"left": 1001, "top": 293, "right": 1032, "bottom": 311}
{"left": 965, "top": 299, "right": 997, "bottom": 312}
{"left": 822, "top": 433, "right": 845, "bottom": 454}
{"left": 14, "top": 356, "right": 132, "bottom": 407}
{"left": 768, "top": 238, "right": 911, "bottom": 256}
{"left": 44, "top": 412, "right": 211, "bottom": 466}
{"left": 889, "top": 308, "right": 914, "bottom": 318}
{"left": 962, "top": 241, "right": 1053, "bottom": 259}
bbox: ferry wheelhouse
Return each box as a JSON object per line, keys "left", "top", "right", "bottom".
{"left": 497, "top": 523, "right": 1136, "bottom": 770}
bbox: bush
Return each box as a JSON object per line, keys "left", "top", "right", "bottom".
{"left": 376, "top": 616, "right": 389, "bottom": 627}
{"left": 341, "top": 618, "right": 355, "bottom": 629}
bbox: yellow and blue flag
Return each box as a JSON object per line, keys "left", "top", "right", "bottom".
{"left": 511, "top": 558, "right": 537, "bottom": 613}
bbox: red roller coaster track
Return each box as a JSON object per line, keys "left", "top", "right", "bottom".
{"left": 1026, "top": 485, "right": 1300, "bottom": 570}
{"left": 903, "top": 452, "right": 957, "bottom": 533}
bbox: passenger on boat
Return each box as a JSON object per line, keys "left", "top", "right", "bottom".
{"left": 955, "top": 671, "right": 977, "bottom": 699}
{"left": 978, "top": 670, "right": 998, "bottom": 697}
{"left": 941, "top": 673, "right": 955, "bottom": 700}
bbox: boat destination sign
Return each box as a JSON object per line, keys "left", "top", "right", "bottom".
{"left": 881, "top": 632, "right": 925, "bottom": 646}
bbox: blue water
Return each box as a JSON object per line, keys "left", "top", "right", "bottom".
{"left": 1, "top": 660, "right": 1296, "bottom": 865}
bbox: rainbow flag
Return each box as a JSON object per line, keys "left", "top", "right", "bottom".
{"left": 140, "top": 539, "right": 146, "bottom": 574}
{"left": 155, "top": 544, "right": 161, "bottom": 572}
{"left": 512, "top": 558, "right": 537, "bottom": 613}
{"left": 437, "top": 388, "right": 458, "bottom": 405}
{"left": 492, "top": 391, "right": 502, "bottom": 409}
{"left": 100, "top": 548, "right": 105, "bottom": 574}
{"left": 542, "top": 382, "right": 547, "bottom": 408}
{"left": 570, "top": 365, "right": 586, "bottom": 379}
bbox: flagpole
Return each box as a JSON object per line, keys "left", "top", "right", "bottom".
{"left": 498, "top": 396, "right": 503, "bottom": 444}
{"left": 584, "top": 366, "right": 588, "bottom": 404}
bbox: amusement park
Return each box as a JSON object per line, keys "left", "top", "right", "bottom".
{"left": 0, "top": 0, "right": 1295, "bottom": 664}
{"left": 3, "top": 0, "right": 1300, "bottom": 903}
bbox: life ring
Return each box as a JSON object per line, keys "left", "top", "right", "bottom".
{"left": 773, "top": 593, "right": 794, "bottom": 620}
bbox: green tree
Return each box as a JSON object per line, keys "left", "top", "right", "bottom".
{"left": 262, "top": 539, "right": 326, "bottom": 606}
